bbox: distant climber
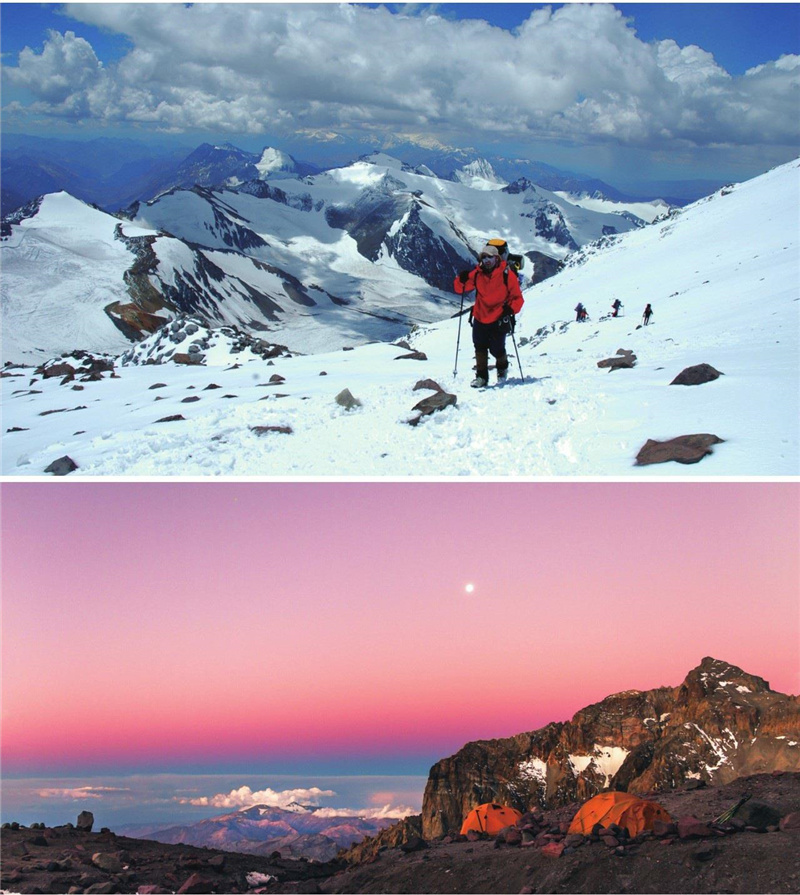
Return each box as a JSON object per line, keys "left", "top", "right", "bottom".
{"left": 455, "top": 244, "right": 524, "bottom": 388}
{"left": 643, "top": 303, "right": 654, "bottom": 325}
{"left": 612, "top": 298, "right": 622, "bottom": 317}
{"left": 575, "top": 302, "right": 588, "bottom": 322}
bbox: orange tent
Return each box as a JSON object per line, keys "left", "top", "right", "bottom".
{"left": 568, "top": 791, "right": 672, "bottom": 837}
{"left": 461, "top": 803, "right": 523, "bottom": 836}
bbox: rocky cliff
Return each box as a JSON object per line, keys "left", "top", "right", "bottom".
{"left": 422, "top": 657, "right": 800, "bottom": 838}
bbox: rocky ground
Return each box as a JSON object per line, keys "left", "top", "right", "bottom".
{"left": 0, "top": 823, "right": 342, "bottom": 894}
{"left": 2, "top": 773, "right": 798, "bottom": 894}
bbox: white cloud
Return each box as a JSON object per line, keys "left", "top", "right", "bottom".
{"left": 179, "top": 785, "right": 337, "bottom": 809}
{"left": 312, "top": 803, "right": 416, "bottom": 820}
{"left": 37, "top": 785, "right": 132, "bottom": 800}
{"left": 3, "top": 4, "right": 798, "bottom": 150}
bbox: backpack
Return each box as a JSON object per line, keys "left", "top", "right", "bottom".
{"left": 487, "top": 238, "right": 525, "bottom": 275}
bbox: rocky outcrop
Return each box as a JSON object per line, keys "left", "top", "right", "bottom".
{"left": 422, "top": 658, "right": 800, "bottom": 838}
{"left": 339, "top": 815, "right": 424, "bottom": 865}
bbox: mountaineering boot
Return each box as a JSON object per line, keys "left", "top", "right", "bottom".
{"left": 496, "top": 352, "right": 509, "bottom": 383}
{"left": 472, "top": 348, "right": 489, "bottom": 388}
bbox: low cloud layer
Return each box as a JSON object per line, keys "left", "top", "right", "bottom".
{"left": 38, "top": 786, "right": 133, "bottom": 800}
{"left": 312, "top": 804, "right": 416, "bottom": 820}
{"left": 3, "top": 3, "right": 798, "bottom": 152}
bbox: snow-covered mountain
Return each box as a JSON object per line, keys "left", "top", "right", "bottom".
{"left": 2, "top": 159, "right": 797, "bottom": 477}
{"left": 1, "top": 154, "right": 643, "bottom": 363}
{"left": 117, "top": 804, "right": 399, "bottom": 861}
{"left": 145, "top": 143, "right": 317, "bottom": 197}
{"left": 452, "top": 158, "right": 507, "bottom": 191}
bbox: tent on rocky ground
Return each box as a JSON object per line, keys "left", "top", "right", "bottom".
{"left": 461, "top": 803, "right": 523, "bottom": 836}
{"left": 568, "top": 791, "right": 672, "bottom": 837}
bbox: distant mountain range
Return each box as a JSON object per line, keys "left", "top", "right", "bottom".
{"left": 1, "top": 152, "right": 656, "bottom": 362}
{"left": 117, "top": 802, "right": 398, "bottom": 861}
{"left": 1, "top": 134, "right": 720, "bottom": 218}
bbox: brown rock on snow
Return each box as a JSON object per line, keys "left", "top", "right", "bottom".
{"left": 635, "top": 433, "right": 724, "bottom": 465}
{"left": 597, "top": 349, "right": 636, "bottom": 370}
{"left": 394, "top": 350, "right": 428, "bottom": 361}
{"left": 413, "top": 379, "right": 444, "bottom": 393}
{"left": 670, "top": 363, "right": 724, "bottom": 385}
{"left": 335, "top": 388, "right": 362, "bottom": 411}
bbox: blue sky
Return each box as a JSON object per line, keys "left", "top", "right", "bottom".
{"left": 2, "top": 3, "right": 799, "bottom": 186}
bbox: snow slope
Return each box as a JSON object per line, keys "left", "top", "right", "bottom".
{"left": 554, "top": 192, "right": 672, "bottom": 224}
{"left": 0, "top": 193, "right": 157, "bottom": 360}
{"left": 2, "top": 160, "right": 797, "bottom": 477}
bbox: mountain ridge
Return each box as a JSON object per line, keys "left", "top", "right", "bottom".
{"left": 421, "top": 656, "right": 800, "bottom": 838}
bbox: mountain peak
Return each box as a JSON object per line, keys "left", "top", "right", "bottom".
{"left": 683, "top": 656, "right": 771, "bottom": 695}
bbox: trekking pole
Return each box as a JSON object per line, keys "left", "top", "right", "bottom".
{"left": 510, "top": 323, "right": 524, "bottom": 381}
{"left": 453, "top": 284, "right": 466, "bottom": 377}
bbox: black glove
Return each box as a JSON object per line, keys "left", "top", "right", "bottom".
{"left": 458, "top": 270, "right": 470, "bottom": 284}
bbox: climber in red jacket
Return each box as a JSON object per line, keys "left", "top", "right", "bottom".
{"left": 454, "top": 244, "right": 524, "bottom": 388}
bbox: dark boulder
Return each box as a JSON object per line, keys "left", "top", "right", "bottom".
{"left": 45, "top": 456, "right": 78, "bottom": 476}
{"left": 408, "top": 390, "right": 457, "bottom": 426}
{"left": 670, "top": 363, "right": 723, "bottom": 386}
{"left": 736, "top": 800, "right": 782, "bottom": 831}
{"left": 636, "top": 434, "right": 724, "bottom": 465}
{"left": 413, "top": 379, "right": 444, "bottom": 393}
{"left": 598, "top": 349, "right": 636, "bottom": 371}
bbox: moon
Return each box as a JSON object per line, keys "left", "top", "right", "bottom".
{"left": 465, "top": 583, "right": 475, "bottom": 594}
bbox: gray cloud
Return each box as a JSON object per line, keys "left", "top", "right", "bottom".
{"left": 3, "top": 3, "right": 798, "bottom": 150}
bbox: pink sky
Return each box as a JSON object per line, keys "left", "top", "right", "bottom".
{"left": 2, "top": 482, "right": 798, "bottom": 776}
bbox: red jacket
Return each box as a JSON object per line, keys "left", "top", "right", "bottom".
{"left": 453, "top": 261, "right": 524, "bottom": 324}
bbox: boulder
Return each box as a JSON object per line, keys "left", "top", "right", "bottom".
{"left": 155, "top": 414, "right": 186, "bottom": 423}
{"left": 541, "top": 841, "right": 565, "bottom": 858}
{"left": 173, "top": 353, "right": 204, "bottom": 366}
{"left": 598, "top": 349, "right": 636, "bottom": 370}
{"left": 408, "top": 390, "right": 457, "bottom": 426}
{"left": 504, "top": 828, "right": 523, "bottom": 846}
{"left": 394, "top": 350, "right": 428, "bottom": 361}
{"left": 45, "top": 456, "right": 79, "bottom": 476}
{"left": 736, "top": 800, "right": 782, "bottom": 831}
{"left": 41, "top": 362, "right": 76, "bottom": 379}
{"left": 399, "top": 836, "right": 428, "bottom": 853}
{"left": 91, "top": 853, "right": 123, "bottom": 872}
{"left": 413, "top": 379, "right": 444, "bottom": 393}
{"left": 250, "top": 425, "right": 293, "bottom": 436}
{"left": 677, "top": 817, "right": 712, "bottom": 839}
{"left": 636, "top": 434, "right": 724, "bottom": 465}
{"left": 670, "top": 363, "right": 723, "bottom": 386}
{"left": 780, "top": 812, "right": 800, "bottom": 832}
{"left": 335, "top": 388, "right": 362, "bottom": 410}
{"left": 652, "top": 819, "right": 677, "bottom": 837}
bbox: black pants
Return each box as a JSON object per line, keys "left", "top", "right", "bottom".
{"left": 472, "top": 319, "right": 508, "bottom": 378}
